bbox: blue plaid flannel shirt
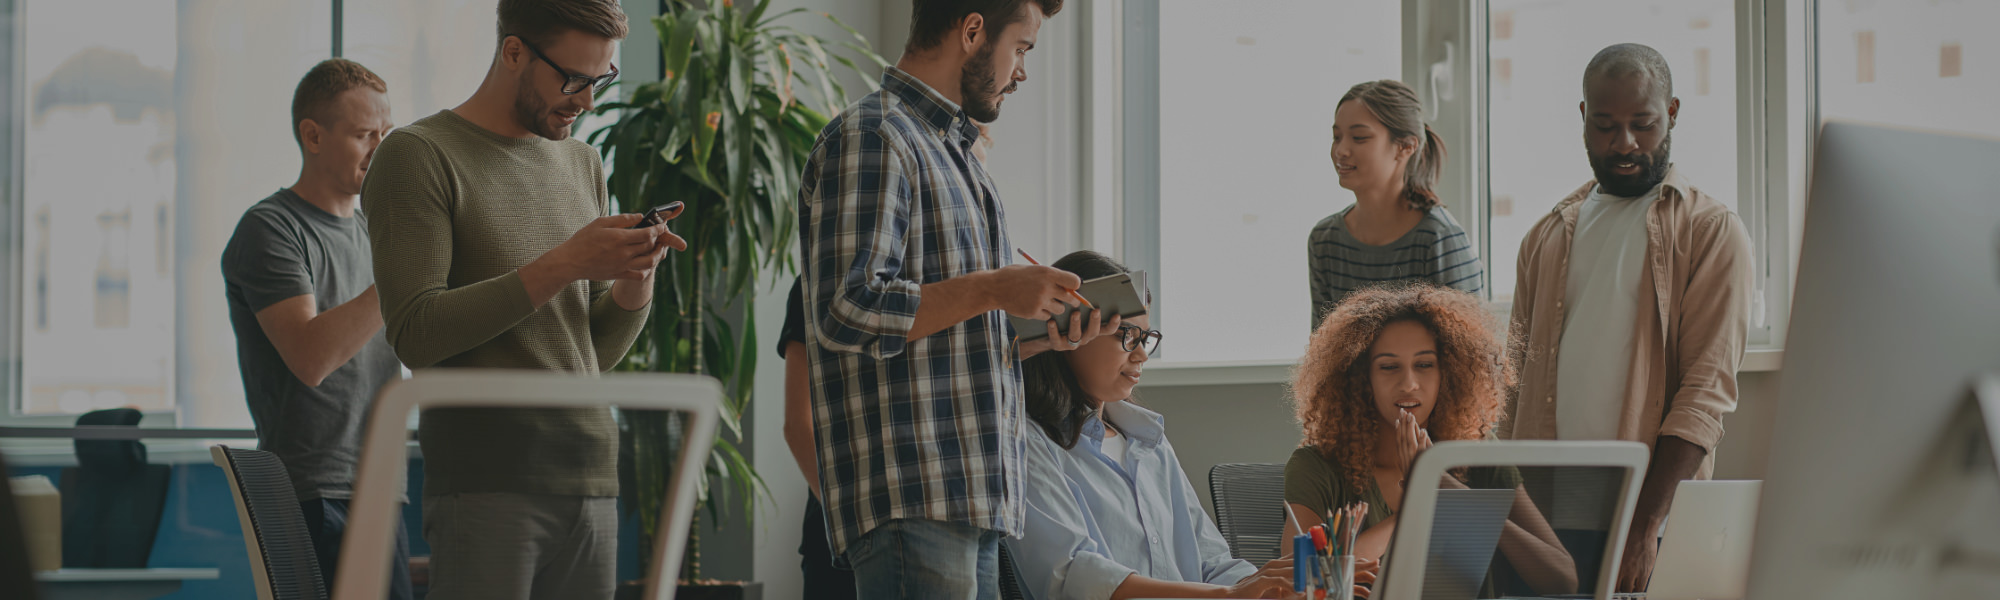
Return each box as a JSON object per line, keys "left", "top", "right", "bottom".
{"left": 798, "top": 67, "right": 1026, "bottom": 558}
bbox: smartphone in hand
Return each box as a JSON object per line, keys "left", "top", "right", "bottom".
{"left": 631, "top": 201, "right": 685, "bottom": 229}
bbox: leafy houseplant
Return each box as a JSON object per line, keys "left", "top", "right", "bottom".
{"left": 589, "top": 0, "right": 885, "bottom": 586}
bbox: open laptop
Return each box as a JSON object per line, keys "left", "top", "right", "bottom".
{"left": 1644, "top": 480, "right": 1762, "bottom": 600}
{"left": 1373, "top": 441, "right": 1651, "bottom": 600}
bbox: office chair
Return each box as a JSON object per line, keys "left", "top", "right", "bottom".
{"left": 998, "top": 541, "right": 1025, "bottom": 600}
{"left": 331, "top": 370, "right": 720, "bottom": 600}
{"left": 59, "top": 408, "right": 171, "bottom": 569}
{"left": 212, "top": 445, "right": 327, "bottom": 600}
{"left": 1207, "top": 462, "right": 1287, "bottom": 564}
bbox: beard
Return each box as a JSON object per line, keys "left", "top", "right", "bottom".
{"left": 1588, "top": 132, "right": 1672, "bottom": 197}
{"left": 959, "top": 41, "right": 1013, "bottom": 123}
{"left": 513, "top": 72, "right": 570, "bottom": 141}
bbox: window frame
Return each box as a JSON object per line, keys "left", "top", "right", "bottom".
{"left": 1, "top": 0, "right": 22, "bottom": 413}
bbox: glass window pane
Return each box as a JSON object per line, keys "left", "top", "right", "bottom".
{"left": 1816, "top": 0, "right": 2000, "bottom": 137}
{"left": 342, "top": 0, "right": 501, "bottom": 127}
{"left": 20, "top": 0, "right": 329, "bottom": 417}
{"left": 1486, "top": 0, "right": 1737, "bottom": 302}
{"left": 1153, "top": 0, "right": 1400, "bottom": 365}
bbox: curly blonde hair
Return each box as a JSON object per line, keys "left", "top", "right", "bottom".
{"left": 1290, "top": 284, "right": 1514, "bottom": 491}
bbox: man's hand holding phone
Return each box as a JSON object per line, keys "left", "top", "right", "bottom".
{"left": 521, "top": 202, "right": 688, "bottom": 309}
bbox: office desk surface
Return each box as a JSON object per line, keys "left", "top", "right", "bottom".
{"left": 37, "top": 568, "right": 221, "bottom": 600}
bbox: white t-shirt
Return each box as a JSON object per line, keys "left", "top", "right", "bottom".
{"left": 1555, "top": 184, "right": 1661, "bottom": 441}
{"left": 1551, "top": 184, "right": 1661, "bottom": 531}
{"left": 1099, "top": 427, "right": 1128, "bottom": 466}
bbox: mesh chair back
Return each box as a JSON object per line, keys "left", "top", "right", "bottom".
{"left": 214, "top": 446, "right": 327, "bottom": 600}
{"left": 998, "top": 541, "right": 1025, "bottom": 600}
{"left": 1208, "top": 462, "right": 1288, "bottom": 564}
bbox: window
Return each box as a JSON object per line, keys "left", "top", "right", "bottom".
{"left": 3, "top": 0, "right": 513, "bottom": 421}
{"left": 342, "top": 0, "right": 502, "bottom": 125}
{"left": 1815, "top": 0, "right": 2000, "bottom": 137}
{"left": 1105, "top": 0, "right": 1813, "bottom": 375}
{"left": 1486, "top": 0, "right": 1739, "bottom": 302}
{"left": 15, "top": 1, "right": 329, "bottom": 417}
{"left": 1125, "top": 0, "right": 1402, "bottom": 365}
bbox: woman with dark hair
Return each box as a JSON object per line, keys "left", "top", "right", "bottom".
{"left": 1283, "top": 284, "right": 1574, "bottom": 597}
{"left": 1004, "top": 251, "right": 1313, "bottom": 600}
{"left": 1310, "top": 80, "right": 1484, "bottom": 329}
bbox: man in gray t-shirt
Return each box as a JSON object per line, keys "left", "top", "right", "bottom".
{"left": 222, "top": 59, "right": 409, "bottom": 599}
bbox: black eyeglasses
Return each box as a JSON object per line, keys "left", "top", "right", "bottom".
{"left": 1116, "top": 323, "right": 1164, "bottom": 356}
{"left": 512, "top": 36, "right": 619, "bottom": 95}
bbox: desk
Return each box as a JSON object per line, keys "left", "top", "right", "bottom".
{"left": 36, "top": 568, "right": 221, "bottom": 600}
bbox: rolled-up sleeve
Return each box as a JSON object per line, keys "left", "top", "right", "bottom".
{"left": 802, "top": 125, "right": 923, "bottom": 359}
{"left": 1009, "top": 437, "right": 1137, "bottom": 600}
{"left": 1661, "top": 212, "right": 1752, "bottom": 452}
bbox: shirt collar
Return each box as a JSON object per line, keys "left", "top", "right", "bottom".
{"left": 1098, "top": 400, "right": 1166, "bottom": 445}
{"left": 882, "top": 67, "right": 983, "bottom": 145}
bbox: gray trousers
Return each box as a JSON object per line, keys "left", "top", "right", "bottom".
{"left": 423, "top": 493, "right": 618, "bottom": 600}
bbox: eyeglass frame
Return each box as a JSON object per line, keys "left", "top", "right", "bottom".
{"left": 510, "top": 35, "right": 620, "bottom": 95}
{"left": 1115, "top": 322, "right": 1164, "bottom": 356}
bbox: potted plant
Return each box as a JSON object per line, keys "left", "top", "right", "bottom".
{"left": 590, "top": 1, "right": 884, "bottom": 598}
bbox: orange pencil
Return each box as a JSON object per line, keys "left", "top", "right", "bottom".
{"left": 1016, "top": 249, "right": 1094, "bottom": 309}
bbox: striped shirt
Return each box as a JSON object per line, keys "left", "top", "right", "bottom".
{"left": 1308, "top": 205, "right": 1485, "bottom": 328}
{"left": 798, "top": 67, "right": 1025, "bottom": 558}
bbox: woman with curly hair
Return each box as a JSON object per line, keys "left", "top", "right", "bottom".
{"left": 1282, "top": 284, "right": 1575, "bottom": 597}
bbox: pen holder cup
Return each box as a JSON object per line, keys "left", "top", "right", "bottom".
{"left": 1330, "top": 554, "right": 1355, "bottom": 599}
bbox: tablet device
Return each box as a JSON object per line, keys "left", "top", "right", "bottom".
{"left": 1007, "top": 271, "right": 1148, "bottom": 341}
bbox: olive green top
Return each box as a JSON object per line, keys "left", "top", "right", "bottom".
{"left": 362, "top": 110, "right": 649, "bottom": 497}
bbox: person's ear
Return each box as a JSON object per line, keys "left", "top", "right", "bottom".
{"left": 299, "top": 119, "right": 323, "bottom": 155}
{"left": 1397, "top": 137, "right": 1418, "bottom": 162}
{"left": 1578, "top": 100, "right": 1587, "bottom": 121}
{"left": 500, "top": 36, "right": 527, "bottom": 73}
{"left": 959, "top": 12, "right": 987, "bottom": 55}
{"left": 1667, "top": 97, "right": 1681, "bottom": 129}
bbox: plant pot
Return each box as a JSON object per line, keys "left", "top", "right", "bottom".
{"left": 614, "top": 580, "right": 763, "bottom": 600}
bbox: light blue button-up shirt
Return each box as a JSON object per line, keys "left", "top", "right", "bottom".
{"left": 1006, "top": 400, "right": 1258, "bottom": 600}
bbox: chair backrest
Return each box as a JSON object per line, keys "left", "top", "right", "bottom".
{"left": 1207, "top": 462, "right": 1287, "bottom": 564}
{"left": 211, "top": 446, "right": 327, "bottom": 600}
{"left": 997, "top": 540, "right": 1025, "bottom": 600}
{"left": 59, "top": 407, "right": 169, "bottom": 568}
{"left": 333, "top": 370, "right": 721, "bottom": 600}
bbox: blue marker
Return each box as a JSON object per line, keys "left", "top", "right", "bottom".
{"left": 1293, "top": 534, "right": 1312, "bottom": 592}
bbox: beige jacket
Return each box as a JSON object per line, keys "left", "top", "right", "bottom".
{"left": 1501, "top": 167, "right": 1753, "bottom": 478}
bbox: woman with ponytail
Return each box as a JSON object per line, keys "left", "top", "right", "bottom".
{"left": 1310, "top": 80, "right": 1485, "bottom": 329}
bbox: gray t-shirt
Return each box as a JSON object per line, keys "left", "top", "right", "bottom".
{"left": 223, "top": 188, "right": 401, "bottom": 501}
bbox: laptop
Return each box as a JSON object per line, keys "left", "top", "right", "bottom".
{"left": 1644, "top": 480, "right": 1762, "bottom": 600}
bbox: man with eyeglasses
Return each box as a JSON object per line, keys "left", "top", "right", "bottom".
{"left": 360, "top": 1, "right": 677, "bottom": 598}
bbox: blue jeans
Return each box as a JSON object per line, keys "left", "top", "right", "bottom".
{"left": 847, "top": 519, "right": 1000, "bottom": 600}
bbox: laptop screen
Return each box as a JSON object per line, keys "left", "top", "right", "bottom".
{"left": 1395, "top": 464, "right": 1631, "bottom": 600}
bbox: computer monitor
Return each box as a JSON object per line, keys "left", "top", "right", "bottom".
{"left": 1745, "top": 120, "right": 2000, "bottom": 599}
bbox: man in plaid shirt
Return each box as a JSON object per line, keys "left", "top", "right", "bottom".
{"left": 796, "top": 0, "right": 1103, "bottom": 597}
